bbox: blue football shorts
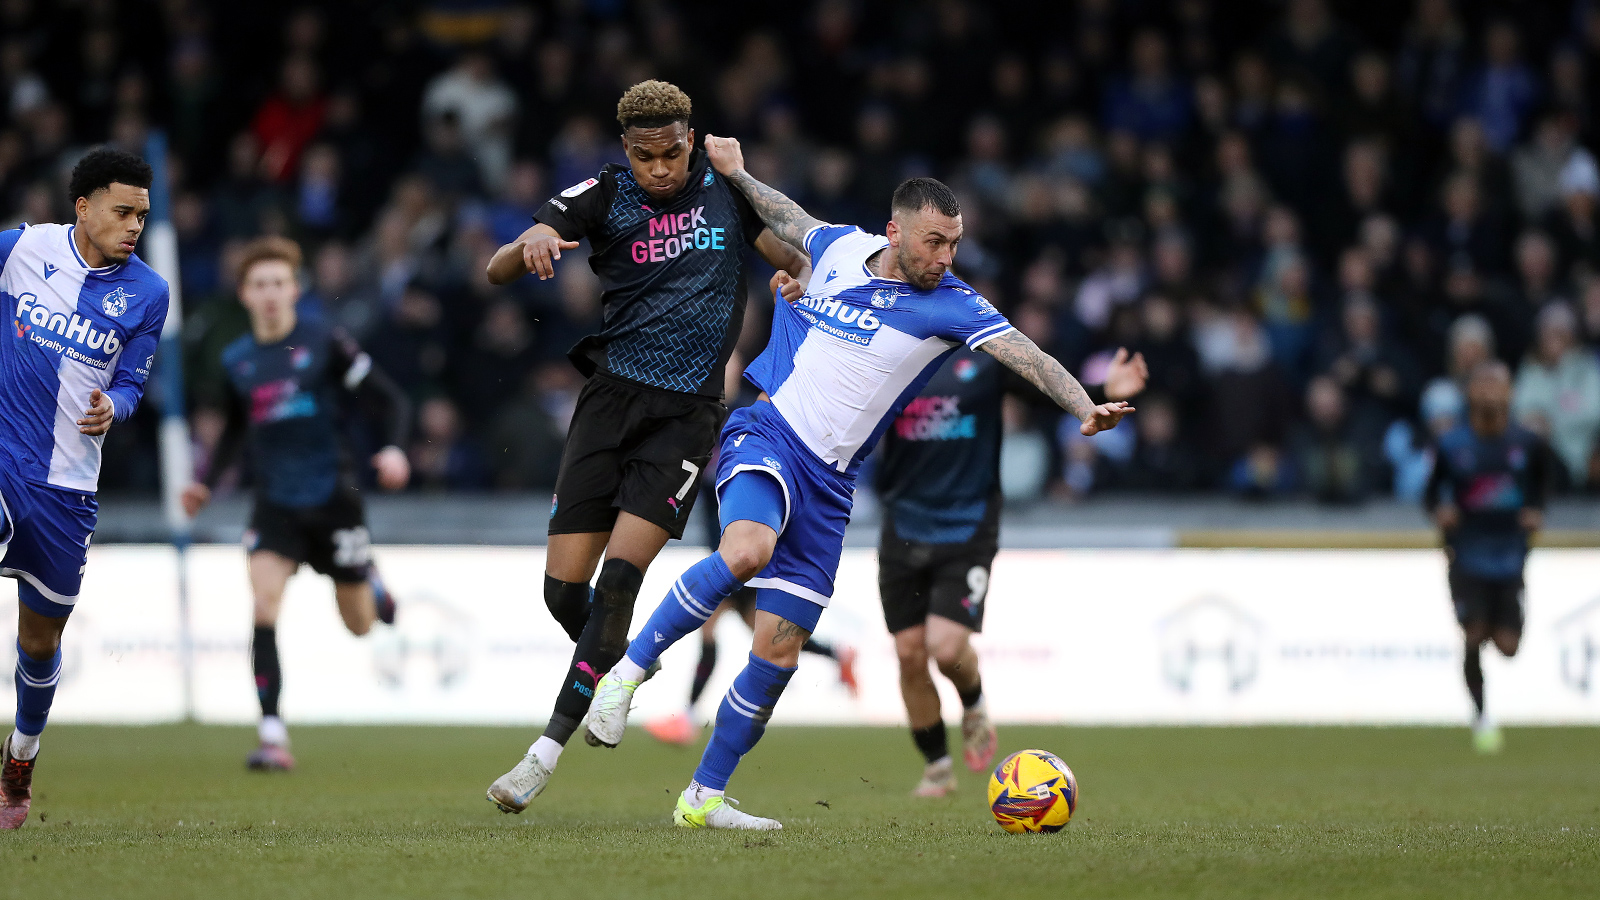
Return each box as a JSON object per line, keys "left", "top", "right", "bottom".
{"left": 714, "top": 401, "right": 855, "bottom": 633}
{"left": 0, "top": 462, "right": 97, "bottom": 618}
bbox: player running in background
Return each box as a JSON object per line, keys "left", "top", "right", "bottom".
{"left": 482, "top": 81, "right": 809, "bottom": 814}
{"left": 182, "top": 237, "right": 410, "bottom": 771}
{"left": 878, "top": 345, "right": 1146, "bottom": 796}
{"left": 1425, "top": 360, "right": 1550, "bottom": 754}
{"left": 0, "top": 149, "right": 170, "bottom": 828}
{"left": 586, "top": 144, "right": 1131, "bottom": 830}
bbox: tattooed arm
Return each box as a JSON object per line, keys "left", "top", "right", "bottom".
{"left": 704, "top": 134, "right": 827, "bottom": 253}
{"left": 980, "top": 329, "right": 1134, "bottom": 435}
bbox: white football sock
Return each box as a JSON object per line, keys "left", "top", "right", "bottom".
{"left": 9, "top": 730, "right": 39, "bottom": 761}
{"left": 259, "top": 715, "right": 289, "bottom": 747}
{"left": 530, "top": 736, "right": 563, "bottom": 769}
{"left": 612, "top": 657, "right": 647, "bottom": 682}
{"left": 684, "top": 780, "right": 723, "bottom": 807}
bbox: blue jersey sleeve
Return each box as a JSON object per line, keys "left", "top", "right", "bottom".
{"left": 803, "top": 224, "right": 859, "bottom": 261}
{"left": 930, "top": 283, "right": 1013, "bottom": 350}
{"left": 105, "top": 288, "right": 169, "bottom": 423}
{"left": 0, "top": 226, "right": 24, "bottom": 274}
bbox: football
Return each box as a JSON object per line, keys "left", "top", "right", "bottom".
{"left": 987, "top": 749, "right": 1078, "bottom": 833}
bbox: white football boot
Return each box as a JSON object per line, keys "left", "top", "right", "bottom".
{"left": 674, "top": 792, "right": 782, "bottom": 830}
{"left": 912, "top": 756, "right": 957, "bottom": 797}
{"left": 486, "top": 752, "right": 553, "bottom": 813}
{"left": 585, "top": 668, "right": 644, "bottom": 748}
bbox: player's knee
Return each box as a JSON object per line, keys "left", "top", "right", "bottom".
{"left": 930, "top": 639, "right": 966, "bottom": 671}
{"left": 16, "top": 593, "right": 66, "bottom": 659}
{"left": 718, "top": 539, "right": 771, "bottom": 583}
{"left": 894, "top": 633, "right": 930, "bottom": 674}
{"left": 1461, "top": 623, "right": 1491, "bottom": 646}
{"left": 595, "top": 558, "right": 644, "bottom": 655}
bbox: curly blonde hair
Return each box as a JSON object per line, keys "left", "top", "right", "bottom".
{"left": 617, "top": 80, "right": 692, "bottom": 130}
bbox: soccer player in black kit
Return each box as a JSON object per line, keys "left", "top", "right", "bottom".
{"left": 1425, "top": 360, "right": 1550, "bottom": 754}
{"left": 876, "top": 346, "right": 1146, "bottom": 795}
{"left": 183, "top": 237, "right": 410, "bottom": 771}
{"left": 483, "top": 81, "right": 810, "bottom": 812}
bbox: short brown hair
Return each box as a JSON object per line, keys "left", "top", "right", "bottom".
{"left": 237, "top": 235, "right": 303, "bottom": 283}
{"left": 617, "top": 80, "right": 691, "bottom": 130}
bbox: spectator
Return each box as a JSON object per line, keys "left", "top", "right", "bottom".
{"left": 251, "top": 55, "right": 327, "bottom": 182}
{"left": 421, "top": 50, "right": 517, "bottom": 192}
{"left": 408, "top": 397, "right": 490, "bottom": 492}
{"left": 1102, "top": 31, "right": 1191, "bottom": 144}
{"left": 1512, "top": 304, "right": 1600, "bottom": 488}
{"left": 452, "top": 299, "right": 538, "bottom": 427}
{"left": 413, "top": 110, "right": 484, "bottom": 200}
{"left": 1386, "top": 379, "right": 1465, "bottom": 500}
{"left": 1395, "top": 0, "right": 1468, "bottom": 131}
{"left": 486, "top": 369, "right": 568, "bottom": 491}
{"left": 1546, "top": 152, "right": 1600, "bottom": 280}
{"left": 1265, "top": 0, "right": 1359, "bottom": 99}
{"left": 1291, "top": 374, "right": 1381, "bottom": 503}
{"left": 1119, "top": 393, "right": 1201, "bottom": 491}
{"left": 1314, "top": 282, "right": 1420, "bottom": 423}
{"left": 1457, "top": 20, "right": 1537, "bottom": 155}
{"left": 1511, "top": 113, "right": 1582, "bottom": 223}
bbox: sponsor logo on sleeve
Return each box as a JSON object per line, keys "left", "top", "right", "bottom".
{"left": 561, "top": 178, "right": 599, "bottom": 198}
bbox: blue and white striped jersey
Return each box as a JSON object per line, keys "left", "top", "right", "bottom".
{"left": 743, "top": 224, "right": 1014, "bottom": 474}
{"left": 0, "top": 223, "right": 170, "bottom": 492}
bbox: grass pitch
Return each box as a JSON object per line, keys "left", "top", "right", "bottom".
{"left": 0, "top": 724, "right": 1595, "bottom": 899}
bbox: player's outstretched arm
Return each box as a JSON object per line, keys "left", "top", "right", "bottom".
{"left": 486, "top": 223, "right": 579, "bottom": 284}
{"left": 704, "top": 135, "right": 828, "bottom": 254}
{"left": 981, "top": 330, "right": 1133, "bottom": 435}
{"left": 755, "top": 229, "right": 810, "bottom": 302}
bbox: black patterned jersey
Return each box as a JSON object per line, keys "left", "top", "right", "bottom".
{"left": 535, "top": 148, "right": 764, "bottom": 397}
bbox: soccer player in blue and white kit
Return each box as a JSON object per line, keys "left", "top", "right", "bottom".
{"left": 0, "top": 148, "right": 170, "bottom": 828}
{"left": 585, "top": 138, "right": 1132, "bottom": 830}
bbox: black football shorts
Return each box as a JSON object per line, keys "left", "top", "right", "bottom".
{"left": 549, "top": 373, "right": 726, "bottom": 541}
{"left": 246, "top": 484, "right": 372, "bottom": 584}
{"left": 877, "top": 512, "right": 999, "bottom": 635}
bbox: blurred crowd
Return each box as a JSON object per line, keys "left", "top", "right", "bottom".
{"left": 4, "top": 0, "right": 1600, "bottom": 503}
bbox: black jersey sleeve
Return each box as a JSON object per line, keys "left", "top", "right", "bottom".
{"left": 1525, "top": 435, "right": 1550, "bottom": 510}
{"left": 329, "top": 328, "right": 412, "bottom": 450}
{"left": 203, "top": 387, "right": 248, "bottom": 491}
{"left": 533, "top": 171, "right": 612, "bottom": 242}
{"left": 1423, "top": 444, "right": 1448, "bottom": 512}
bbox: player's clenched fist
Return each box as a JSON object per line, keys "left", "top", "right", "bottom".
{"left": 769, "top": 269, "right": 803, "bottom": 303}
{"left": 372, "top": 445, "right": 410, "bottom": 491}
{"left": 704, "top": 134, "right": 744, "bottom": 176}
{"left": 180, "top": 482, "right": 211, "bottom": 518}
{"left": 76, "top": 388, "right": 113, "bottom": 435}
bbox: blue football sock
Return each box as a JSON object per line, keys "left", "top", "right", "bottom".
{"left": 14, "top": 640, "right": 61, "bottom": 737}
{"left": 623, "top": 552, "right": 741, "bottom": 671}
{"left": 694, "top": 653, "right": 796, "bottom": 791}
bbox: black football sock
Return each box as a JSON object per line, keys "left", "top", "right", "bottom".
{"left": 800, "top": 637, "right": 838, "bottom": 661}
{"left": 252, "top": 626, "right": 282, "bottom": 719}
{"left": 912, "top": 723, "right": 949, "bottom": 764}
{"left": 547, "top": 559, "right": 644, "bottom": 743}
{"left": 1464, "top": 642, "right": 1485, "bottom": 717}
{"left": 544, "top": 575, "right": 593, "bottom": 642}
{"left": 957, "top": 681, "right": 984, "bottom": 711}
{"left": 690, "top": 637, "right": 718, "bottom": 707}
